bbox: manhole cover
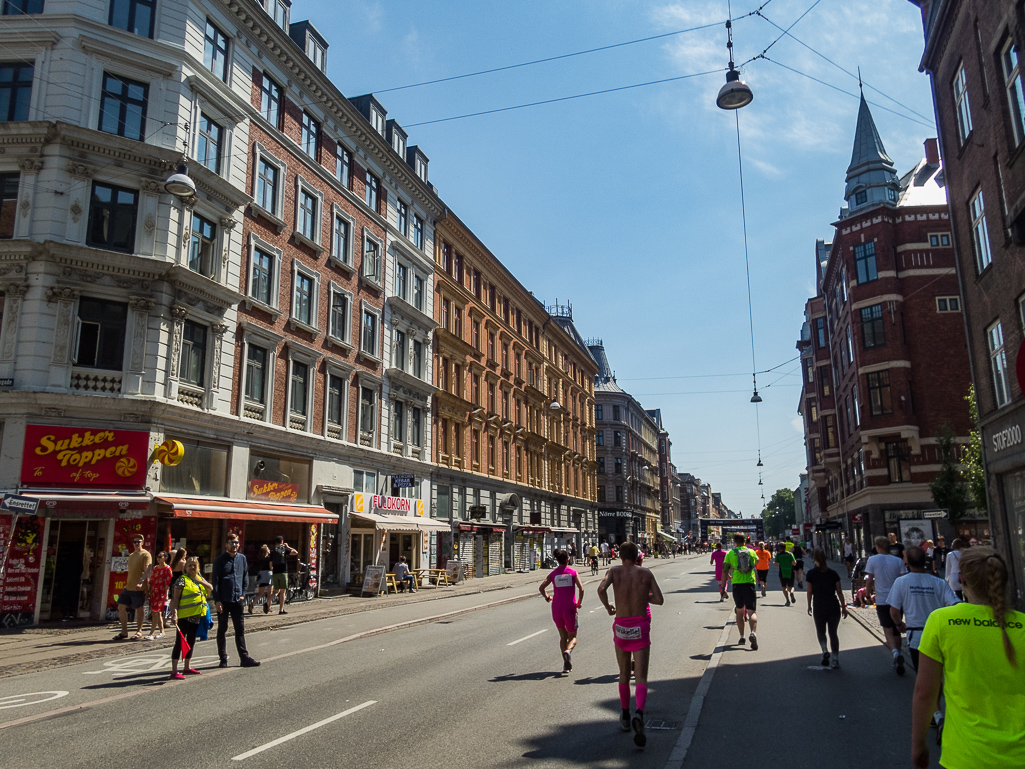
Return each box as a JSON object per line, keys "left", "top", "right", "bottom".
{"left": 645, "top": 720, "right": 681, "bottom": 730}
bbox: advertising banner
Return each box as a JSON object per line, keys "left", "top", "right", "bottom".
{"left": 0, "top": 513, "right": 44, "bottom": 627}
{"left": 248, "top": 479, "right": 299, "bottom": 502}
{"left": 351, "top": 493, "right": 425, "bottom": 517}
{"left": 307, "top": 523, "right": 318, "bottom": 590}
{"left": 21, "top": 425, "right": 149, "bottom": 488}
{"left": 105, "top": 512, "right": 157, "bottom": 616}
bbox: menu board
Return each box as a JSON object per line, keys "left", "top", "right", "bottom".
{"left": 361, "top": 565, "right": 385, "bottom": 596}
{"left": 104, "top": 513, "right": 157, "bottom": 615}
{"left": 307, "top": 524, "right": 319, "bottom": 591}
{"left": 0, "top": 514, "right": 44, "bottom": 626}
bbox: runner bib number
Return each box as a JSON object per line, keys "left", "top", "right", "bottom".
{"left": 614, "top": 624, "right": 643, "bottom": 641}
{"left": 554, "top": 574, "right": 574, "bottom": 588}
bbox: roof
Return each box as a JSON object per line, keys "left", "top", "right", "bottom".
{"left": 844, "top": 92, "right": 899, "bottom": 211}
{"left": 588, "top": 341, "right": 625, "bottom": 394}
{"left": 551, "top": 315, "right": 597, "bottom": 364}
{"left": 897, "top": 158, "right": 947, "bottom": 207}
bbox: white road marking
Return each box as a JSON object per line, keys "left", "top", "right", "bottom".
{"left": 82, "top": 654, "right": 219, "bottom": 678}
{"left": 507, "top": 629, "right": 547, "bottom": 646}
{"left": 0, "top": 692, "right": 69, "bottom": 710}
{"left": 231, "top": 700, "right": 377, "bottom": 760}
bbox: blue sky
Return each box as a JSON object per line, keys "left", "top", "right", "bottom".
{"left": 303, "top": 0, "right": 935, "bottom": 518}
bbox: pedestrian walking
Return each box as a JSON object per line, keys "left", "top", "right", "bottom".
{"left": 806, "top": 548, "right": 847, "bottom": 668}
{"left": 539, "top": 549, "right": 584, "bottom": 674}
{"left": 775, "top": 543, "right": 797, "bottom": 605}
{"left": 709, "top": 542, "right": 727, "bottom": 601}
{"left": 600, "top": 540, "right": 610, "bottom": 566}
{"left": 597, "top": 541, "right": 664, "bottom": 748}
{"left": 114, "top": 535, "right": 152, "bottom": 641}
{"left": 754, "top": 541, "right": 772, "bottom": 597}
{"left": 864, "top": 535, "right": 907, "bottom": 675}
{"left": 270, "top": 536, "right": 297, "bottom": 614}
{"left": 911, "top": 547, "right": 1024, "bottom": 769}
{"left": 791, "top": 539, "right": 806, "bottom": 589}
{"left": 567, "top": 540, "right": 576, "bottom": 566}
{"left": 887, "top": 546, "right": 958, "bottom": 672}
{"left": 843, "top": 537, "right": 855, "bottom": 578}
{"left": 167, "top": 556, "right": 212, "bottom": 679}
{"left": 249, "top": 544, "right": 273, "bottom": 614}
{"left": 932, "top": 536, "right": 948, "bottom": 579}
{"left": 212, "top": 534, "right": 260, "bottom": 669}
{"left": 145, "top": 551, "right": 172, "bottom": 640}
{"left": 721, "top": 534, "right": 759, "bottom": 650}
{"left": 945, "top": 538, "right": 966, "bottom": 599}
{"left": 887, "top": 532, "right": 906, "bottom": 561}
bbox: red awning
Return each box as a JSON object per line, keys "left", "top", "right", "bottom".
{"left": 27, "top": 492, "right": 151, "bottom": 517}
{"left": 516, "top": 526, "right": 550, "bottom": 534}
{"left": 154, "top": 496, "right": 338, "bottom": 524}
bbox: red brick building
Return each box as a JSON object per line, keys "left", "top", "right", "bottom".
{"left": 909, "top": 0, "right": 1025, "bottom": 606}
{"left": 798, "top": 94, "right": 972, "bottom": 556}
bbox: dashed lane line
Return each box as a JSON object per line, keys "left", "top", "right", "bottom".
{"left": 507, "top": 629, "right": 548, "bottom": 646}
{"left": 231, "top": 700, "right": 377, "bottom": 761}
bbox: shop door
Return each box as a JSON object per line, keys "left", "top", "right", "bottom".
{"left": 39, "top": 521, "right": 101, "bottom": 621}
{"left": 475, "top": 535, "right": 484, "bottom": 578}
{"left": 457, "top": 532, "right": 474, "bottom": 575}
{"left": 488, "top": 534, "right": 502, "bottom": 576}
{"left": 388, "top": 533, "right": 415, "bottom": 570}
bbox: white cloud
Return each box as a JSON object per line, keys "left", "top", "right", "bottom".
{"left": 790, "top": 415, "right": 805, "bottom": 434}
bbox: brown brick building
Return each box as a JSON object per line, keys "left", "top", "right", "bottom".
{"left": 431, "top": 210, "right": 598, "bottom": 574}
{"left": 798, "top": 94, "right": 972, "bottom": 557}
{"left": 910, "top": 0, "right": 1025, "bottom": 605}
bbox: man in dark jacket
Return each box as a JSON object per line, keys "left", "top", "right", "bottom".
{"left": 212, "top": 534, "right": 260, "bottom": 668}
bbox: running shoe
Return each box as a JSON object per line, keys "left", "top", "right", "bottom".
{"left": 562, "top": 651, "right": 572, "bottom": 672}
{"left": 785, "top": 599, "right": 791, "bottom": 607}
{"left": 821, "top": 652, "right": 830, "bottom": 667}
{"left": 761, "top": 588, "right": 766, "bottom": 597}
{"left": 738, "top": 636, "right": 746, "bottom": 645}
{"left": 894, "top": 654, "right": 906, "bottom": 676}
{"left": 719, "top": 593, "right": 725, "bottom": 602}
{"left": 830, "top": 655, "right": 840, "bottom": 669}
{"left": 264, "top": 602, "right": 270, "bottom": 614}
{"left": 749, "top": 633, "right": 758, "bottom": 650}
{"left": 632, "top": 714, "right": 646, "bottom": 747}
{"left": 169, "top": 671, "right": 185, "bottom": 680}
{"left": 620, "top": 710, "right": 631, "bottom": 732}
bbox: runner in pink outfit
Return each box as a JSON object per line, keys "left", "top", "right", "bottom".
{"left": 539, "top": 549, "right": 584, "bottom": 674}
{"left": 710, "top": 542, "right": 728, "bottom": 601}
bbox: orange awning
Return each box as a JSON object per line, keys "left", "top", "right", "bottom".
{"left": 154, "top": 496, "right": 338, "bottom": 524}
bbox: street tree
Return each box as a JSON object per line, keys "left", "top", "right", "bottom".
{"left": 929, "top": 423, "right": 968, "bottom": 524}
{"left": 963, "top": 385, "right": 987, "bottom": 513}
{"left": 762, "top": 488, "right": 795, "bottom": 539}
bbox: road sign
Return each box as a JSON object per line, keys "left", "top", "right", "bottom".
{"left": 0, "top": 494, "right": 39, "bottom": 515}
{"left": 923, "top": 509, "right": 948, "bottom": 519}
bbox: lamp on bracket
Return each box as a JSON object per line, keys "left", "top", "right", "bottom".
{"left": 164, "top": 126, "right": 197, "bottom": 199}
{"left": 716, "top": 19, "right": 753, "bottom": 111}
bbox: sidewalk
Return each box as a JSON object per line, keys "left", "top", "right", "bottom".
{"left": 0, "top": 555, "right": 690, "bottom": 679}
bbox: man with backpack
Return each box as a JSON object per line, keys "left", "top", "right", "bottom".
{"left": 720, "top": 533, "right": 760, "bottom": 650}
{"left": 270, "top": 535, "right": 297, "bottom": 615}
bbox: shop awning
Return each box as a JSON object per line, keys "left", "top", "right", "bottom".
{"left": 516, "top": 526, "right": 550, "bottom": 534}
{"left": 154, "top": 496, "right": 338, "bottom": 524}
{"left": 415, "top": 517, "right": 452, "bottom": 531}
{"left": 350, "top": 511, "right": 420, "bottom": 531}
{"left": 27, "top": 492, "right": 152, "bottom": 516}
{"left": 656, "top": 530, "right": 676, "bottom": 542}
{"left": 548, "top": 526, "right": 580, "bottom": 534}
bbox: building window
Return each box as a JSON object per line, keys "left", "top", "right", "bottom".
{"left": 1001, "top": 39, "right": 1025, "bottom": 144}
{"left": 853, "top": 384, "right": 860, "bottom": 428}
{"left": 392, "top": 400, "right": 405, "bottom": 442}
{"left": 412, "top": 340, "right": 423, "bottom": 379}
{"left": 329, "top": 288, "right": 349, "bottom": 342}
{"left": 363, "top": 236, "right": 381, "bottom": 283}
{"left": 332, "top": 213, "right": 350, "bottom": 265}
{"left": 930, "top": 233, "right": 951, "bottom": 247}
{"left": 988, "top": 321, "right": 1012, "bottom": 407}
{"left": 854, "top": 242, "right": 877, "bottom": 284}
{"left": 867, "top": 370, "right": 892, "bottom": 416}
{"left": 397, "top": 263, "right": 409, "bottom": 302}
{"left": 846, "top": 325, "right": 854, "bottom": 363}
{"left": 204, "top": 20, "right": 230, "bottom": 82}
{"left": 75, "top": 297, "right": 127, "bottom": 370}
{"left": 860, "top": 304, "right": 885, "bottom": 348}
{"left": 298, "top": 189, "right": 318, "bottom": 241}
{"left": 393, "top": 329, "right": 406, "bottom": 371}
{"left": 99, "top": 72, "right": 147, "bottom": 141}
{"left": 970, "top": 189, "right": 993, "bottom": 273}
{"left": 87, "top": 182, "right": 137, "bottom": 252}
{"left": 936, "top": 296, "right": 961, "bottom": 313}
{"left": 301, "top": 112, "right": 318, "bottom": 158}
{"left": 397, "top": 200, "right": 408, "bottom": 237}
{"left": 196, "top": 113, "right": 223, "bottom": 174}
{"left": 360, "top": 386, "right": 377, "bottom": 438}
{"left": 188, "top": 214, "right": 217, "bottom": 278}
{"left": 109, "top": 0, "right": 154, "bottom": 37}
{"left": 596, "top": 431, "right": 604, "bottom": 446}
{"left": 256, "top": 158, "right": 279, "bottom": 215}
{"left": 250, "top": 246, "right": 274, "bottom": 305}
{"left": 244, "top": 344, "right": 267, "bottom": 404}
{"left": 293, "top": 271, "right": 314, "bottom": 326}
{"left": 886, "top": 441, "right": 911, "bottom": 483}
{"left": 0, "top": 173, "right": 18, "bottom": 238}
{"left": 815, "top": 317, "right": 826, "bottom": 349}
{"left": 413, "top": 215, "right": 424, "bottom": 250}
{"left": 334, "top": 142, "right": 351, "bottom": 187}
{"left": 179, "top": 321, "right": 207, "bottom": 387}
{"left": 306, "top": 35, "right": 325, "bottom": 70}
{"left": 597, "top": 457, "right": 605, "bottom": 474}
{"left": 289, "top": 360, "right": 309, "bottom": 417}
{"left": 260, "top": 73, "right": 282, "bottom": 128}
{"left": 471, "top": 373, "right": 480, "bottom": 405}
{"left": 413, "top": 275, "right": 425, "bottom": 312}
{"left": 595, "top": 404, "right": 603, "bottom": 420}
{"left": 824, "top": 415, "right": 836, "bottom": 449}
{"left": 411, "top": 407, "right": 422, "bottom": 447}
{"left": 953, "top": 62, "right": 973, "bottom": 145}
{"left": 365, "top": 171, "right": 379, "bottom": 211}
{"left": 266, "top": 0, "right": 288, "bottom": 28}
{"left": 327, "top": 374, "right": 344, "bottom": 429}
{"left": 487, "top": 331, "right": 495, "bottom": 361}
{"left": 0, "top": 63, "right": 32, "bottom": 121}
{"left": 612, "top": 405, "right": 621, "bottom": 420}
{"left": 613, "top": 430, "right": 622, "bottom": 447}
{"left": 369, "top": 105, "right": 384, "bottom": 135}
{"left": 615, "top": 485, "right": 623, "bottom": 502}
{"left": 361, "top": 309, "right": 378, "bottom": 356}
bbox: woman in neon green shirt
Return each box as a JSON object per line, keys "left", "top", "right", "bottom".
{"left": 911, "top": 546, "right": 1024, "bottom": 768}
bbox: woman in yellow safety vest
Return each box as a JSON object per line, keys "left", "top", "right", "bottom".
{"left": 167, "top": 556, "right": 213, "bottom": 680}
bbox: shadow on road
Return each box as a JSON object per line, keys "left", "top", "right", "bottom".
{"left": 571, "top": 674, "right": 620, "bottom": 685}
{"left": 490, "top": 671, "right": 565, "bottom": 682}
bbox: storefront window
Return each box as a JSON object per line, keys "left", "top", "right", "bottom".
{"left": 1001, "top": 470, "right": 1025, "bottom": 604}
{"left": 159, "top": 438, "right": 228, "bottom": 496}
{"left": 248, "top": 452, "right": 311, "bottom": 503}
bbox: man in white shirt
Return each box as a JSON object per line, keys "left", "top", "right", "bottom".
{"left": 864, "top": 535, "right": 907, "bottom": 675}
{"left": 945, "top": 538, "right": 966, "bottom": 599}
{"left": 888, "top": 546, "right": 959, "bottom": 670}
{"left": 600, "top": 541, "right": 610, "bottom": 566}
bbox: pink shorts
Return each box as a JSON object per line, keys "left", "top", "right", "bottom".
{"left": 613, "top": 615, "right": 651, "bottom": 652}
{"left": 552, "top": 604, "right": 578, "bottom": 631}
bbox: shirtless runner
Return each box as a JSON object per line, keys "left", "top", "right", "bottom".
{"left": 597, "top": 541, "right": 665, "bottom": 748}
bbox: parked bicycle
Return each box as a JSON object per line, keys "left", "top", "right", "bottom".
{"left": 285, "top": 561, "right": 317, "bottom": 603}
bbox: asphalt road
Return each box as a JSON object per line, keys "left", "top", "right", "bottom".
{"left": 0, "top": 557, "right": 938, "bottom": 769}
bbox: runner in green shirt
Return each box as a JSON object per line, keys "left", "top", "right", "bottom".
{"left": 720, "top": 534, "right": 760, "bottom": 650}
{"left": 775, "top": 543, "right": 797, "bottom": 606}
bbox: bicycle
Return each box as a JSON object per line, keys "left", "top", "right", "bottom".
{"left": 589, "top": 556, "right": 599, "bottom": 576}
{"left": 285, "top": 561, "right": 317, "bottom": 603}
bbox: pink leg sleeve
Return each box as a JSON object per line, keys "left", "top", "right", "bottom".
{"left": 636, "top": 684, "right": 648, "bottom": 712}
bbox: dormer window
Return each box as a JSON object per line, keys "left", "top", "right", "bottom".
{"left": 393, "top": 132, "right": 405, "bottom": 157}
{"left": 291, "top": 21, "right": 327, "bottom": 73}
{"left": 306, "top": 36, "right": 325, "bottom": 70}
{"left": 264, "top": 0, "right": 289, "bottom": 30}
{"left": 370, "top": 106, "right": 385, "bottom": 136}
{"left": 886, "top": 187, "right": 897, "bottom": 202}
{"left": 854, "top": 190, "right": 867, "bottom": 206}
{"left": 415, "top": 155, "right": 427, "bottom": 181}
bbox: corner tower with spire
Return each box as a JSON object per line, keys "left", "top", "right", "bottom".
{"left": 843, "top": 92, "right": 901, "bottom": 215}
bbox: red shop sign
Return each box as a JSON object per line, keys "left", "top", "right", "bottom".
{"left": 21, "top": 425, "right": 149, "bottom": 488}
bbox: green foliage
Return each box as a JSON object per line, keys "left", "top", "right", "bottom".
{"left": 762, "top": 488, "right": 796, "bottom": 539}
{"left": 963, "top": 385, "right": 987, "bottom": 513}
{"left": 930, "top": 423, "right": 968, "bottom": 523}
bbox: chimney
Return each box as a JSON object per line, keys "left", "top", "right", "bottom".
{"left": 924, "top": 138, "right": 940, "bottom": 165}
